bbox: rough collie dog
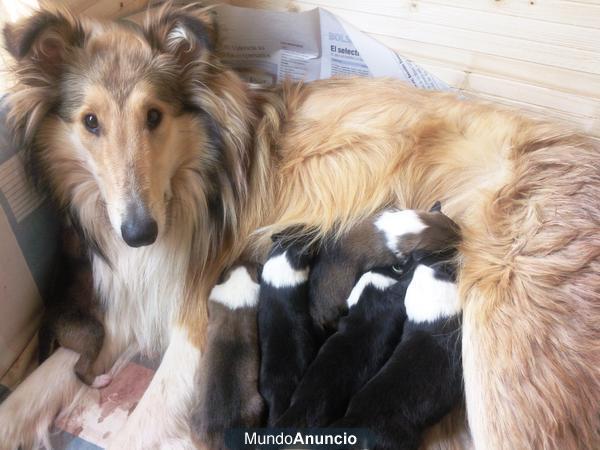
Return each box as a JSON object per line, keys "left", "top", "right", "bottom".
{"left": 192, "top": 262, "right": 264, "bottom": 449}
{"left": 1, "top": 4, "right": 598, "bottom": 450}
{"left": 258, "top": 235, "right": 321, "bottom": 425}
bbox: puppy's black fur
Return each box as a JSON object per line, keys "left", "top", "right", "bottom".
{"left": 332, "top": 250, "right": 462, "bottom": 450}
{"left": 258, "top": 236, "right": 322, "bottom": 425}
{"left": 309, "top": 221, "right": 399, "bottom": 333}
{"left": 275, "top": 265, "right": 412, "bottom": 428}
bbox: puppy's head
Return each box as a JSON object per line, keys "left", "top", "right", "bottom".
{"left": 374, "top": 202, "right": 461, "bottom": 263}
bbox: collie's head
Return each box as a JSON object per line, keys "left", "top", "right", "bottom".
{"left": 3, "top": 4, "right": 253, "bottom": 250}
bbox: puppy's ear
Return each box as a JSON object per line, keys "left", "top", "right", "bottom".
{"left": 411, "top": 248, "right": 428, "bottom": 262}
{"left": 270, "top": 226, "right": 319, "bottom": 257}
{"left": 430, "top": 201, "right": 442, "bottom": 213}
{"left": 270, "top": 230, "right": 284, "bottom": 243}
{"left": 143, "top": 4, "right": 217, "bottom": 67}
{"left": 3, "top": 9, "right": 84, "bottom": 78}
{"left": 270, "top": 225, "right": 306, "bottom": 243}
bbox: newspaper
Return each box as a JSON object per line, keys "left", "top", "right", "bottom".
{"left": 213, "top": 4, "right": 448, "bottom": 90}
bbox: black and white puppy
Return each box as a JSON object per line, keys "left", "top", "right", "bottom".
{"left": 275, "top": 265, "right": 412, "bottom": 428}
{"left": 309, "top": 202, "right": 454, "bottom": 333}
{"left": 332, "top": 248, "right": 462, "bottom": 450}
{"left": 258, "top": 235, "right": 322, "bottom": 425}
{"left": 192, "top": 262, "right": 265, "bottom": 450}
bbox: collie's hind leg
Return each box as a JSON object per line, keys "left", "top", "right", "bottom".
{"left": 460, "top": 139, "right": 600, "bottom": 450}
{"left": 0, "top": 348, "right": 81, "bottom": 450}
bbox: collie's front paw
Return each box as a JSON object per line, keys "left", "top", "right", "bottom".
{"left": 106, "top": 421, "right": 152, "bottom": 450}
{"left": 106, "top": 414, "right": 195, "bottom": 450}
{"left": 107, "top": 433, "right": 196, "bottom": 450}
{"left": 0, "top": 392, "right": 50, "bottom": 450}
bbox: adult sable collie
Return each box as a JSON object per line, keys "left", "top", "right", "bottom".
{"left": 0, "top": 4, "right": 598, "bottom": 450}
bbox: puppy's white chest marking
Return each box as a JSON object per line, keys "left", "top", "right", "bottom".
{"left": 261, "top": 251, "right": 309, "bottom": 288}
{"left": 346, "top": 271, "right": 397, "bottom": 308}
{"left": 209, "top": 266, "right": 260, "bottom": 309}
{"left": 375, "top": 209, "right": 427, "bottom": 254}
{"left": 405, "top": 265, "right": 460, "bottom": 323}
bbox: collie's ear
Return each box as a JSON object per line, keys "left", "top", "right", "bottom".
{"left": 270, "top": 226, "right": 305, "bottom": 243}
{"left": 3, "top": 9, "right": 84, "bottom": 77}
{"left": 3, "top": 10, "right": 85, "bottom": 144}
{"left": 144, "top": 4, "right": 217, "bottom": 66}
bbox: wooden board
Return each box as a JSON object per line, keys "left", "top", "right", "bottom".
{"left": 292, "top": 0, "right": 600, "bottom": 135}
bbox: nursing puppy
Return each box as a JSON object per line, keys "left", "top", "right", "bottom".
{"left": 310, "top": 202, "right": 455, "bottom": 332}
{"left": 38, "top": 221, "right": 110, "bottom": 388}
{"left": 276, "top": 265, "right": 411, "bottom": 428}
{"left": 192, "top": 262, "right": 265, "bottom": 449}
{"left": 333, "top": 247, "right": 462, "bottom": 450}
{"left": 258, "top": 234, "right": 322, "bottom": 425}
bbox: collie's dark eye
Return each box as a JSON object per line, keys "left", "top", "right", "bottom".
{"left": 83, "top": 114, "right": 99, "bottom": 134}
{"left": 147, "top": 109, "right": 162, "bottom": 130}
{"left": 392, "top": 264, "right": 404, "bottom": 274}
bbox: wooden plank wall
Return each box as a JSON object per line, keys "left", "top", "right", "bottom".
{"left": 290, "top": 0, "right": 600, "bottom": 136}
{"left": 4, "top": 0, "right": 600, "bottom": 135}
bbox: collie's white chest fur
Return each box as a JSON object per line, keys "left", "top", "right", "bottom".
{"left": 93, "top": 235, "right": 191, "bottom": 355}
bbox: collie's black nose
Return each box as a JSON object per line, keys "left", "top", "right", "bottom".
{"left": 121, "top": 202, "right": 158, "bottom": 247}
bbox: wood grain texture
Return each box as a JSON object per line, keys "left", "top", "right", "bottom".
{"left": 196, "top": 0, "right": 600, "bottom": 134}
{"left": 61, "top": 0, "right": 149, "bottom": 18}
{"left": 292, "top": 0, "right": 600, "bottom": 135}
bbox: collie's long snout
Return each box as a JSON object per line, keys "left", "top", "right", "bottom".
{"left": 121, "top": 201, "right": 158, "bottom": 247}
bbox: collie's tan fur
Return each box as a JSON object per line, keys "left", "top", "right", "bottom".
{"left": 0, "top": 4, "right": 598, "bottom": 450}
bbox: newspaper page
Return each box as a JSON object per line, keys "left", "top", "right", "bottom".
{"left": 213, "top": 4, "right": 448, "bottom": 90}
